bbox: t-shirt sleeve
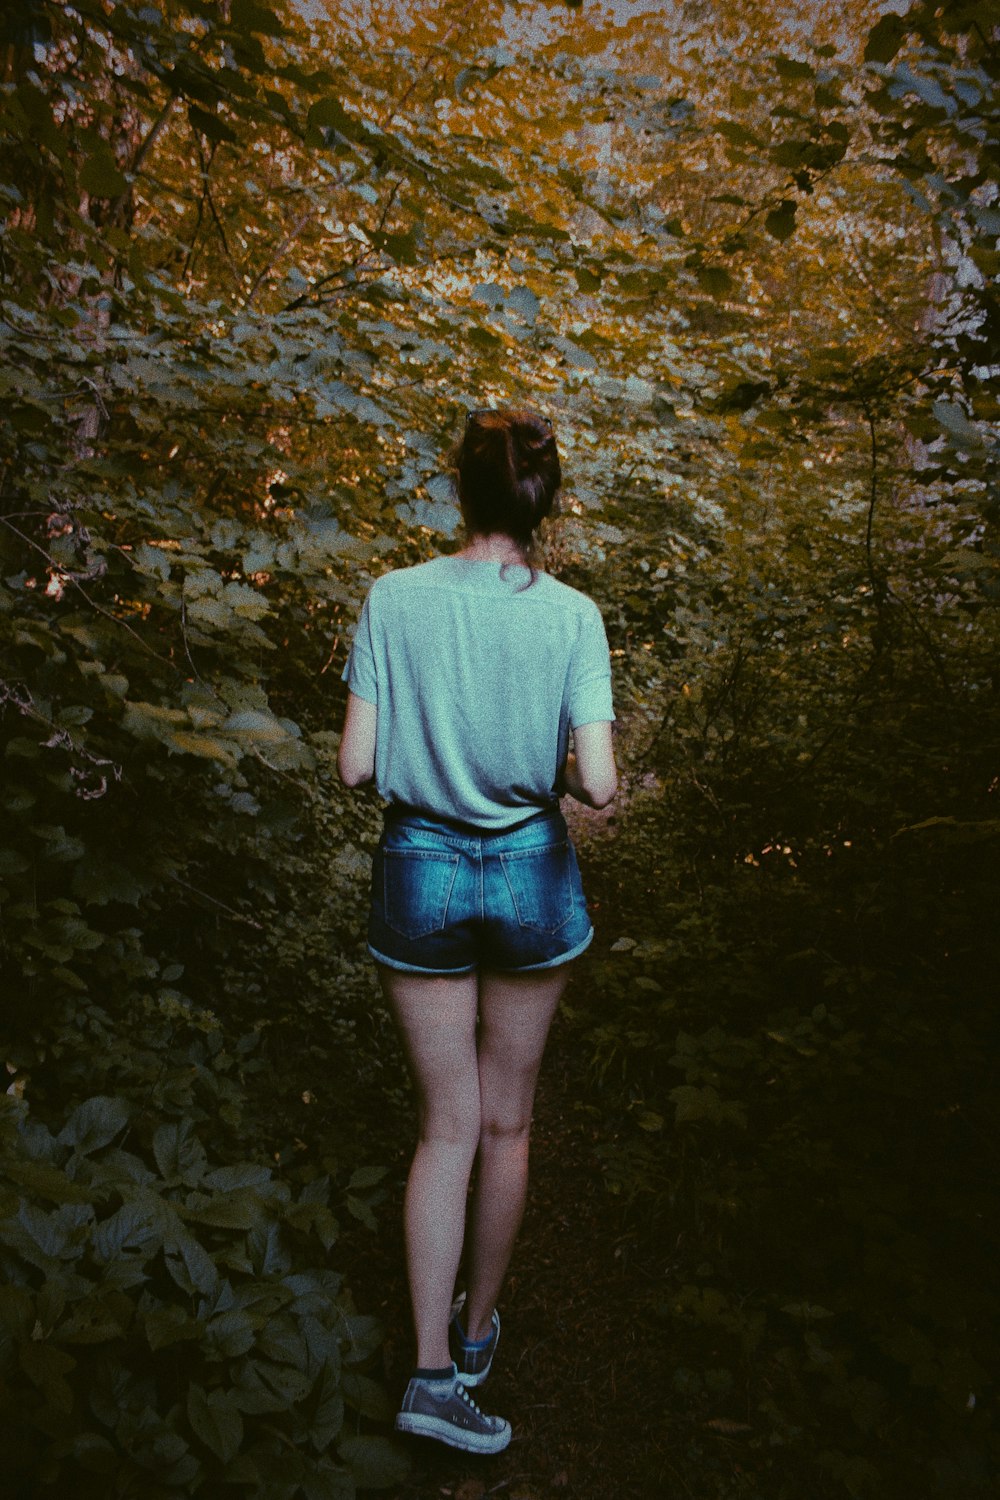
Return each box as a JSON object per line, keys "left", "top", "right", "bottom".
{"left": 341, "top": 587, "right": 378, "bottom": 704}
{"left": 568, "top": 601, "right": 615, "bottom": 728}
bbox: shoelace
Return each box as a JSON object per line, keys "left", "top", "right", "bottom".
{"left": 456, "top": 1382, "right": 490, "bottom": 1420}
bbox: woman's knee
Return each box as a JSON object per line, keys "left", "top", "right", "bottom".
{"left": 479, "top": 1110, "right": 532, "bottom": 1145}
{"left": 418, "top": 1094, "right": 481, "bottom": 1152}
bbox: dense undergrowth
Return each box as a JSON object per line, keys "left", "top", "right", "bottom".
{"left": 3, "top": 1, "right": 999, "bottom": 1496}
{"left": 571, "top": 629, "right": 1000, "bottom": 1498}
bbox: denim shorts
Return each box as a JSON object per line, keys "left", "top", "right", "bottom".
{"left": 368, "top": 806, "right": 594, "bottom": 976}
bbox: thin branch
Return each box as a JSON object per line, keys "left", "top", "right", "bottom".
{"left": 181, "top": 160, "right": 210, "bottom": 283}
{"left": 167, "top": 873, "right": 265, "bottom": 929}
{"left": 885, "top": 580, "right": 956, "bottom": 700}
{"left": 283, "top": 177, "right": 403, "bottom": 313}
{"left": 862, "top": 405, "right": 888, "bottom": 616}
{"left": 179, "top": 596, "right": 215, "bottom": 693}
{"left": 243, "top": 206, "right": 316, "bottom": 309}
{"left": 0, "top": 679, "right": 124, "bottom": 792}
{"left": 0, "top": 515, "right": 183, "bottom": 675}
{"left": 193, "top": 138, "right": 238, "bottom": 278}
{"left": 376, "top": 0, "right": 478, "bottom": 131}
{"left": 129, "top": 91, "right": 180, "bottom": 179}
{"left": 318, "top": 633, "right": 340, "bottom": 675}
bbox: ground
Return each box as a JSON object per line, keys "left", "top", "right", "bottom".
{"left": 340, "top": 1002, "right": 674, "bottom": 1500}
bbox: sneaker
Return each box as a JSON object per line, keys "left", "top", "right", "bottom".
{"left": 394, "top": 1364, "right": 512, "bottom": 1454}
{"left": 449, "top": 1292, "right": 501, "bottom": 1388}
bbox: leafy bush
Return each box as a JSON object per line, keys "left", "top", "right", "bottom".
{"left": 0, "top": 1088, "right": 404, "bottom": 1499}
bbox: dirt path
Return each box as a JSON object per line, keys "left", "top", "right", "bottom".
{"left": 343, "top": 1019, "right": 669, "bottom": 1500}
{"left": 340, "top": 803, "right": 675, "bottom": 1500}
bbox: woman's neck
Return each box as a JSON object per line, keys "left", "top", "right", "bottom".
{"left": 457, "top": 532, "right": 527, "bottom": 565}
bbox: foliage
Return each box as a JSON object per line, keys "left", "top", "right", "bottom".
{"left": 0, "top": 1083, "right": 402, "bottom": 1499}
{"left": 1, "top": 0, "right": 998, "bottom": 1495}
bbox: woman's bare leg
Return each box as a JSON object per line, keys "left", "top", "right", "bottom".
{"left": 378, "top": 965, "right": 481, "bottom": 1369}
{"left": 462, "top": 966, "right": 571, "bottom": 1341}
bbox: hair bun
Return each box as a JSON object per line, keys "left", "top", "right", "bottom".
{"left": 452, "top": 406, "right": 561, "bottom": 548}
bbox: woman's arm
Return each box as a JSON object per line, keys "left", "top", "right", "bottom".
{"left": 562, "top": 720, "right": 617, "bottom": 809}
{"left": 337, "top": 692, "right": 377, "bottom": 787}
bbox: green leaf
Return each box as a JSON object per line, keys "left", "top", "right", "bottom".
{"left": 506, "top": 285, "right": 540, "bottom": 323}
{"left": 59, "top": 1295, "right": 126, "bottom": 1344}
{"left": 57, "top": 1096, "right": 130, "bottom": 1155}
{"left": 696, "top": 266, "right": 733, "bottom": 297}
{"left": 202, "top": 1308, "right": 257, "bottom": 1359}
{"left": 0, "top": 847, "right": 29, "bottom": 876}
{"left": 342, "top": 1371, "right": 394, "bottom": 1422}
{"left": 765, "top": 200, "right": 797, "bottom": 242}
{"left": 773, "top": 55, "right": 814, "bottom": 80}
{"left": 223, "top": 709, "right": 289, "bottom": 742}
{"left": 347, "top": 1165, "right": 387, "bottom": 1191}
{"left": 249, "top": 1220, "right": 291, "bottom": 1276}
{"left": 232, "top": 1357, "right": 306, "bottom": 1414}
{"left": 338, "top": 1435, "right": 409, "bottom": 1491}
{"left": 187, "top": 1384, "right": 244, "bottom": 1465}
{"left": 185, "top": 1189, "right": 266, "bottom": 1231}
{"left": 345, "top": 1194, "right": 376, "bottom": 1230}
{"left": 256, "top": 1318, "right": 307, "bottom": 1367}
{"left": 864, "top": 13, "right": 908, "bottom": 64}
{"left": 164, "top": 1232, "right": 221, "bottom": 1298}
{"left": 2, "top": 1158, "right": 93, "bottom": 1204}
{"left": 223, "top": 580, "right": 272, "bottom": 619}
{"left": 782, "top": 1301, "right": 834, "bottom": 1320}
{"left": 145, "top": 1304, "right": 202, "bottom": 1351}
{"left": 303, "top": 1364, "right": 345, "bottom": 1448}
{"left": 91, "top": 1200, "right": 161, "bottom": 1264}
{"left": 19, "top": 1341, "right": 76, "bottom": 1412}
{"left": 203, "top": 1162, "right": 274, "bottom": 1193}
{"left": 231, "top": 0, "right": 285, "bottom": 36}
{"left": 71, "top": 1432, "right": 118, "bottom": 1474}
{"left": 71, "top": 852, "right": 145, "bottom": 906}
{"left": 340, "top": 1313, "right": 381, "bottom": 1363}
{"left": 308, "top": 97, "right": 354, "bottom": 135}
{"left": 153, "top": 1121, "right": 208, "bottom": 1186}
{"left": 188, "top": 104, "right": 239, "bottom": 145}
{"left": 133, "top": 542, "right": 172, "bottom": 581}
{"left": 80, "top": 148, "right": 127, "bottom": 199}
{"left": 932, "top": 400, "right": 981, "bottom": 447}
{"left": 715, "top": 120, "right": 762, "bottom": 148}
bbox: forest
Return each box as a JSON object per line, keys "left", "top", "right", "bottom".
{"left": 0, "top": 0, "right": 997, "bottom": 1496}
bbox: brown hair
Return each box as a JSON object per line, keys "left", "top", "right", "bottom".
{"left": 450, "top": 406, "right": 562, "bottom": 550}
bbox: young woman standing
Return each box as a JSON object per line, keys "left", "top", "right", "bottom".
{"left": 338, "top": 407, "right": 616, "bottom": 1453}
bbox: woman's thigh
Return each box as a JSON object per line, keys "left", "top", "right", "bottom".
{"left": 475, "top": 967, "right": 571, "bottom": 1134}
{"left": 377, "top": 965, "right": 481, "bottom": 1140}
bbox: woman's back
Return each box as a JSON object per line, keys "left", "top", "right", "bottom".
{"left": 346, "top": 554, "right": 613, "bottom": 830}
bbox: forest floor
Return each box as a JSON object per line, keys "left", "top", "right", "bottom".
{"left": 335, "top": 798, "right": 689, "bottom": 1500}
{"left": 295, "top": 774, "right": 1000, "bottom": 1500}
{"left": 339, "top": 999, "right": 676, "bottom": 1500}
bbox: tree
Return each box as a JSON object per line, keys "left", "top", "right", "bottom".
{"left": 1, "top": 1, "right": 998, "bottom": 1494}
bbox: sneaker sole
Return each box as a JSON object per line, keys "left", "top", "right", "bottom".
{"left": 395, "top": 1411, "right": 512, "bottom": 1454}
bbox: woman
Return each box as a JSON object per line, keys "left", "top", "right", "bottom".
{"left": 337, "top": 407, "right": 617, "bottom": 1454}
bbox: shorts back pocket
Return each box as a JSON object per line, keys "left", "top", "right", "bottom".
{"left": 382, "top": 849, "right": 460, "bottom": 940}
{"left": 499, "top": 842, "right": 576, "bottom": 934}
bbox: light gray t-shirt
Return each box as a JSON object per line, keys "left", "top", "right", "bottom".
{"left": 342, "top": 555, "right": 615, "bottom": 830}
